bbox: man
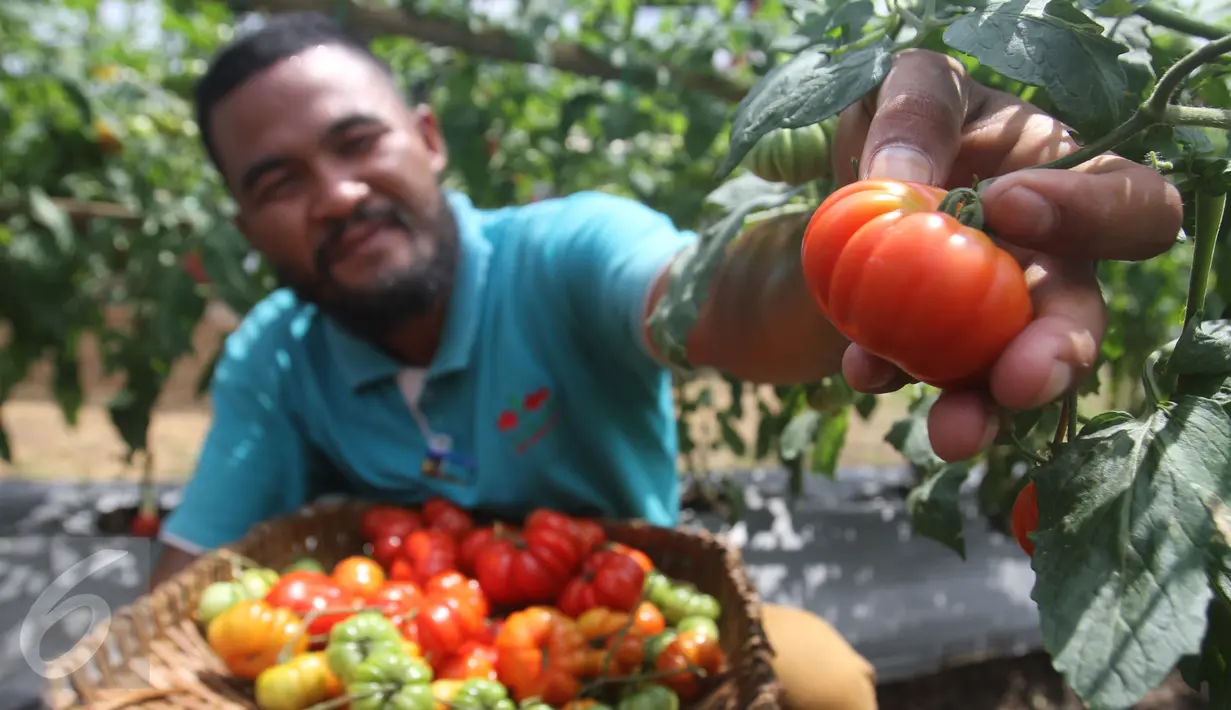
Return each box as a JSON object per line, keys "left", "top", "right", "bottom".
{"left": 153, "top": 11, "right": 1182, "bottom": 710}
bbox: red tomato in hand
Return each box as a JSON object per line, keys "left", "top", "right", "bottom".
{"left": 423, "top": 498, "right": 476, "bottom": 541}
{"left": 361, "top": 505, "right": 422, "bottom": 541}
{"left": 800, "top": 179, "right": 1033, "bottom": 390}
{"left": 473, "top": 525, "right": 579, "bottom": 607}
{"left": 556, "top": 549, "right": 646, "bottom": 618}
{"left": 1012, "top": 480, "right": 1039, "bottom": 556}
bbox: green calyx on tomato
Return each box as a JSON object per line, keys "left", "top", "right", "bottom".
{"left": 617, "top": 684, "right": 680, "bottom": 710}
{"left": 348, "top": 648, "right": 435, "bottom": 710}
{"left": 450, "top": 678, "right": 517, "bottom": 710}
{"left": 800, "top": 180, "right": 1034, "bottom": 391}
{"left": 744, "top": 121, "right": 833, "bottom": 187}
{"left": 326, "top": 611, "right": 406, "bottom": 682}
{"left": 1011, "top": 480, "right": 1039, "bottom": 557}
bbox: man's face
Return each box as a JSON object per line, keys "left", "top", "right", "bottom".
{"left": 207, "top": 45, "right": 457, "bottom": 340}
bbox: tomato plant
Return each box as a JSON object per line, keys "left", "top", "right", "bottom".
{"left": 743, "top": 123, "right": 833, "bottom": 187}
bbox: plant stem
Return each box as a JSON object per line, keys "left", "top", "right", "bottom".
{"left": 1164, "top": 104, "right": 1231, "bottom": 129}
{"left": 1028, "top": 32, "right": 1231, "bottom": 172}
{"left": 1136, "top": 2, "right": 1229, "bottom": 41}
{"left": 1182, "top": 191, "right": 1227, "bottom": 330}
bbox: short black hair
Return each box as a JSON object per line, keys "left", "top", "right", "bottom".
{"left": 193, "top": 11, "right": 394, "bottom": 176}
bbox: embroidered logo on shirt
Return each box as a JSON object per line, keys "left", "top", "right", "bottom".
{"left": 497, "top": 386, "right": 557, "bottom": 454}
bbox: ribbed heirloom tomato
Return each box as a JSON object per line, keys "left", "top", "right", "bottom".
{"left": 800, "top": 180, "right": 1034, "bottom": 390}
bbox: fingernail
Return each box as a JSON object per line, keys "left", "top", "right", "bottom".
{"left": 866, "top": 146, "right": 933, "bottom": 183}
{"left": 992, "top": 186, "right": 1057, "bottom": 243}
{"left": 1039, "top": 362, "right": 1074, "bottom": 404}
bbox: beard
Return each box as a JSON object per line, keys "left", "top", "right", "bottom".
{"left": 277, "top": 196, "right": 460, "bottom": 344}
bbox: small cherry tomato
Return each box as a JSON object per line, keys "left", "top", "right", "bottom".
{"left": 332, "top": 555, "right": 386, "bottom": 597}
{"left": 1012, "top": 480, "right": 1039, "bottom": 556}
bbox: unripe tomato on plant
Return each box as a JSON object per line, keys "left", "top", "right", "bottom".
{"left": 744, "top": 122, "right": 833, "bottom": 186}
{"left": 800, "top": 179, "right": 1034, "bottom": 390}
{"left": 1012, "top": 480, "right": 1039, "bottom": 556}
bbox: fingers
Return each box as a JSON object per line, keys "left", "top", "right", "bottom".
{"left": 980, "top": 159, "right": 1184, "bottom": 261}
{"left": 841, "top": 345, "right": 915, "bottom": 393}
{"left": 924, "top": 256, "right": 1105, "bottom": 462}
{"left": 831, "top": 49, "right": 973, "bottom": 187}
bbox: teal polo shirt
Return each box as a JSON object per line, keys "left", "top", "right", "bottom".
{"left": 160, "top": 190, "right": 697, "bottom": 553}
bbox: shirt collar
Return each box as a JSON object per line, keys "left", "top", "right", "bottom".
{"left": 325, "top": 190, "right": 492, "bottom": 391}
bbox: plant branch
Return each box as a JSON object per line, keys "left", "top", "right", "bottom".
{"left": 1027, "top": 32, "right": 1231, "bottom": 172}
{"left": 232, "top": 0, "right": 751, "bottom": 103}
{"left": 1136, "top": 2, "right": 1229, "bottom": 41}
{"left": 0, "top": 197, "right": 137, "bottom": 222}
{"left": 1164, "top": 104, "right": 1231, "bottom": 129}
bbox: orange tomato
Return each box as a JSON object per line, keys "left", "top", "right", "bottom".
{"left": 495, "top": 606, "right": 588, "bottom": 705}
{"left": 332, "top": 556, "right": 387, "bottom": 597}
{"left": 206, "top": 599, "right": 308, "bottom": 680}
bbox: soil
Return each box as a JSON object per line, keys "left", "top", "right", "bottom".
{"left": 876, "top": 653, "right": 1208, "bottom": 710}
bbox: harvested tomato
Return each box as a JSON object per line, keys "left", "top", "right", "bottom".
{"left": 264, "top": 573, "right": 358, "bottom": 640}
{"left": 254, "top": 650, "right": 343, "bottom": 710}
{"left": 573, "top": 519, "right": 607, "bottom": 556}
{"left": 800, "top": 179, "right": 1033, "bottom": 390}
{"left": 423, "top": 497, "right": 476, "bottom": 542}
{"left": 424, "top": 571, "right": 489, "bottom": 618}
{"left": 576, "top": 604, "right": 663, "bottom": 644}
{"left": 436, "top": 640, "right": 499, "bottom": 681}
{"left": 412, "top": 589, "right": 489, "bottom": 661}
{"left": 206, "top": 599, "right": 308, "bottom": 681}
{"left": 370, "top": 534, "right": 405, "bottom": 570}
{"left": 332, "top": 556, "right": 386, "bottom": 597}
{"left": 391, "top": 529, "right": 458, "bottom": 585}
{"left": 1012, "top": 480, "right": 1039, "bottom": 556}
{"left": 495, "top": 606, "right": 588, "bottom": 705}
{"left": 557, "top": 549, "right": 646, "bottom": 618}
{"left": 364, "top": 581, "right": 423, "bottom": 625}
{"left": 604, "top": 543, "right": 653, "bottom": 575}
{"left": 654, "top": 628, "right": 725, "bottom": 702}
{"left": 472, "top": 524, "right": 579, "bottom": 607}
{"left": 361, "top": 505, "right": 422, "bottom": 541}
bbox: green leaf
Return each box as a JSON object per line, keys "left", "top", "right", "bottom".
{"left": 26, "top": 187, "right": 74, "bottom": 254}
{"left": 704, "top": 173, "right": 794, "bottom": 211}
{"left": 943, "top": 0, "right": 1133, "bottom": 136}
{"left": 53, "top": 344, "right": 84, "bottom": 428}
{"left": 810, "top": 409, "right": 849, "bottom": 478}
{"left": 884, "top": 392, "right": 944, "bottom": 471}
{"left": 1079, "top": 0, "right": 1147, "bottom": 17}
{"left": 647, "top": 187, "right": 802, "bottom": 367}
{"left": 906, "top": 463, "right": 971, "bottom": 559}
{"left": 779, "top": 409, "right": 820, "bottom": 462}
{"left": 716, "top": 41, "right": 893, "bottom": 179}
{"left": 1031, "top": 395, "right": 1231, "bottom": 709}
{"left": 1169, "top": 319, "right": 1231, "bottom": 375}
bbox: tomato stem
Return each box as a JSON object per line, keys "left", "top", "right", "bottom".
{"left": 1179, "top": 191, "right": 1226, "bottom": 346}
{"left": 937, "top": 187, "right": 984, "bottom": 230}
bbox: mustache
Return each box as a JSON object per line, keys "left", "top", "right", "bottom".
{"left": 315, "top": 201, "right": 414, "bottom": 277}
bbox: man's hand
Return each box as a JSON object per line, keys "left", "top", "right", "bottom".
{"left": 830, "top": 49, "right": 1184, "bottom": 462}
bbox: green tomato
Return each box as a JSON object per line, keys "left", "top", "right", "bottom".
{"left": 643, "top": 570, "right": 670, "bottom": 602}
{"left": 682, "top": 593, "right": 721, "bottom": 621}
{"left": 452, "top": 678, "right": 515, "bottom": 710}
{"left": 642, "top": 630, "right": 678, "bottom": 666}
{"left": 283, "top": 557, "right": 325, "bottom": 574}
{"left": 676, "top": 616, "right": 720, "bottom": 639}
{"left": 617, "top": 684, "right": 680, "bottom": 710}
{"left": 348, "top": 650, "right": 434, "bottom": 710}
{"left": 195, "top": 581, "right": 245, "bottom": 625}
{"left": 744, "top": 122, "right": 833, "bottom": 186}
{"left": 658, "top": 587, "right": 697, "bottom": 625}
{"left": 237, "top": 568, "right": 279, "bottom": 599}
{"left": 326, "top": 612, "right": 406, "bottom": 682}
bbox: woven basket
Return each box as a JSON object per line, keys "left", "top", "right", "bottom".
{"left": 43, "top": 499, "right": 780, "bottom": 710}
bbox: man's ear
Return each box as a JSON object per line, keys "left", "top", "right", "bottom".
{"left": 412, "top": 105, "right": 449, "bottom": 176}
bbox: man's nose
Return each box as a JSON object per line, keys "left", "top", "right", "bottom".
{"left": 312, "top": 173, "right": 370, "bottom": 222}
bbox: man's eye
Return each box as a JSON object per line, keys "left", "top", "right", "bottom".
{"left": 340, "top": 134, "right": 377, "bottom": 155}
{"left": 258, "top": 174, "right": 297, "bottom": 200}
